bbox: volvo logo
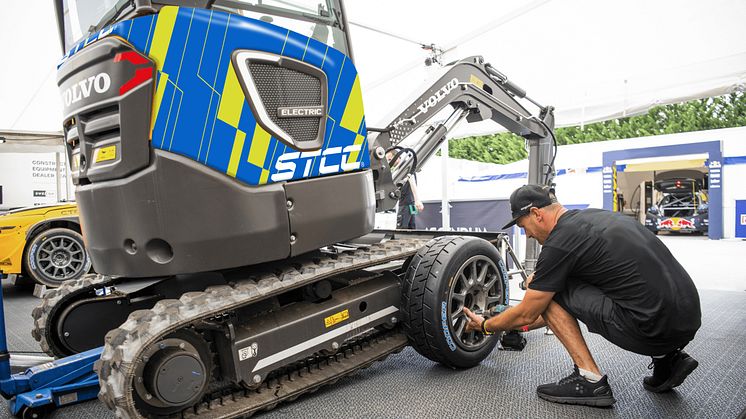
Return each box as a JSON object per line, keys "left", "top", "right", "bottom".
{"left": 61, "top": 72, "right": 112, "bottom": 107}
{"left": 277, "top": 106, "right": 324, "bottom": 118}
{"left": 416, "top": 78, "right": 459, "bottom": 115}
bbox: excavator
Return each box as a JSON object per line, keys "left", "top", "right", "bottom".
{"left": 33, "top": 0, "right": 556, "bottom": 417}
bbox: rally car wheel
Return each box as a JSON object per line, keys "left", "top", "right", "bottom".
{"left": 401, "top": 236, "right": 508, "bottom": 369}
{"left": 23, "top": 228, "right": 92, "bottom": 287}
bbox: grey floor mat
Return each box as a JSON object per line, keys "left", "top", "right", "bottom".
{"left": 1, "top": 282, "right": 743, "bottom": 418}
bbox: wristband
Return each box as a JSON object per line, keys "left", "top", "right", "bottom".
{"left": 481, "top": 318, "right": 494, "bottom": 335}
{"left": 520, "top": 325, "right": 529, "bottom": 332}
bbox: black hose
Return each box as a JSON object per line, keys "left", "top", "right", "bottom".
{"left": 386, "top": 146, "right": 418, "bottom": 176}
{"left": 538, "top": 120, "right": 557, "bottom": 186}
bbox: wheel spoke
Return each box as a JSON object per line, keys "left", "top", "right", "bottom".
{"left": 451, "top": 292, "right": 466, "bottom": 305}
{"left": 469, "top": 261, "right": 478, "bottom": 282}
{"left": 483, "top": 275, "right": 498, "bottom": 291}
{"left": 486, "top": 295, "right": 502, "bottom": 305}
{"left": 455, "top": 318, "right": 466, "bottom": 338}
{"left": 450, "top": 306, "right": 463, "bottom": 324}
{"left": 477, "top": 263, "right": 488, "bottom": 284}
{"left": 458, "top": 273, "right": 469, "bottom": 290}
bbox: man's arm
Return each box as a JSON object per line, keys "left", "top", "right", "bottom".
{"left": 463, "top": 287, "right": 555, "bottom": 333}
{"left": 408, "top": 177, "right": 424, "bottom": 212}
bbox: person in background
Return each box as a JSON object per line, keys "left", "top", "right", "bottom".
{"left": 396, "top": 175, "right": 424, "bottom": 229}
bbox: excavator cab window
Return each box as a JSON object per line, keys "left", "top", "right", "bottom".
{"left": 59, "top": 0, "right": 130, "bottom": 51}
{"left": 57, "top": 0, "right": 353, "bottom": 59}
{"left": 212, "top": 0, "right": 351, "bottom": 57}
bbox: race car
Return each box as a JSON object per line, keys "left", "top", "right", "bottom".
{"left": 645, "top": 178, "right": 709, "bottom": 234}
{"left": 0, "top": 203, "right": 91, "bottom": 286}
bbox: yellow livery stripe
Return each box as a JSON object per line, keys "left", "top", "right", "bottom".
{"left": 259, "top": 169, "right": 269, "bottom": 185}
{"left": 227, "top": 129, "right": 246, "bottom": 177}
{"left": 347, "top": 134, "right": 365, "bottom": 164}
{"left": 151, "top": 72, "right": 169, "bottom": 137}
{"left": 217, "top": 63, "right": 244, "bottom": 127}
{"left": 148, "top": 6, "right": 178, "bottom": 69}
{"left": 339, "top": 76, "right": 364, "bottom": 133}
{"left": 248, "top": 124, "right": 271, "bottom": 168}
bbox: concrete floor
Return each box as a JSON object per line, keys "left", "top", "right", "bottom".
{"left": 0, "top": 235, "right": 744, "bottom": 418}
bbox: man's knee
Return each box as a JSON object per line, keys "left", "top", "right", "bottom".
{"left": 542, "top": 299, "right": 577, "bottom": 323}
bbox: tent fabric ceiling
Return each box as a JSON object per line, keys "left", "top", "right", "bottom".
{"left": 1, "top": 1, "right": 744, "bottom": 136}
{"left": 346, "top": 0, "right": 746, "bottom": 137}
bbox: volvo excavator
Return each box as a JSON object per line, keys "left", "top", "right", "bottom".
{"left": 33, "top": 1, "right": 556, "bottom": 417}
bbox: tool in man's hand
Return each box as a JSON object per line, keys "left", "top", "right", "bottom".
{"left": 473, "top": 305, "right": 527, "bottom": 351}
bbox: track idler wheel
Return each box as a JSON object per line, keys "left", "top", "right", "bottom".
{"left": 401, "top": 236, "right": 508, "bottom": 368}
{"left": 132, "top": 329, "right": 212, "bottom": 416}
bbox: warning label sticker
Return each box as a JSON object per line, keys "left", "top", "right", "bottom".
{"left": 324, "top": 309, "right": 349, "bottom": 328}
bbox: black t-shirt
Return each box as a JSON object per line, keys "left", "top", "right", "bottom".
{"left": 529, "top": 209, "right": 701, "bottom": 339}
{"left": 398, "top": 175, "right": 416, "bottom": 206}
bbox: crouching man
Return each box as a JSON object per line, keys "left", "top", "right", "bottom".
{"left": 464, "top": 185, "right": 701, "bottom": 407}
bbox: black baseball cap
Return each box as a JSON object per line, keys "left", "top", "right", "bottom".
{"left": 502, "top": 185, "right": 555, "bottom": 229}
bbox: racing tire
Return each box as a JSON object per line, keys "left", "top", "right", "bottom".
{"left": 401, "top": 235, "right": 507, "bottom": 369}
{"left": 23, "top": 228, "right": 92, "bottom": 288}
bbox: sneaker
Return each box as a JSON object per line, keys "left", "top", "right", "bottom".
{"left": 536, "top": 365, "right": 616, "bottom": 407}
{"left": 643, "top": 350, "right": 699, "bottom": 393}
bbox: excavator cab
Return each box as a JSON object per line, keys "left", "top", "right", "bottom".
{"left": 55, "top": 0, "right": 374, "bottom": 278}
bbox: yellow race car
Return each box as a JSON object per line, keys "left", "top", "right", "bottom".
{"left": 0, "top": 203, "right": 91, "bottom": 287}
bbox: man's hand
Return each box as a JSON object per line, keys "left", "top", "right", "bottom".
{"left": 462, "top": 307, "right": 485, "bottom": 333}
{"left": 415, "top": 201, "right": 424, "bottom": 212}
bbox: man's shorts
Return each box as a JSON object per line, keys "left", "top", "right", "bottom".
{"left": 553, "top": 282, "right": 694, "bottom": 356}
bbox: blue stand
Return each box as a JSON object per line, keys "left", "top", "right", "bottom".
{"left": 0, "top": 282, "right": 101, "bottom": 417}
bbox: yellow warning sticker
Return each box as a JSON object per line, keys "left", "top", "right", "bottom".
{"left": 324, "top": 309, "right": 350, "bottom": 328}
{"left": 469, "top": 74, "right": 485, "bottom": 89}
{"left": 95, "top": 145, "right": 117, "bottom": 163}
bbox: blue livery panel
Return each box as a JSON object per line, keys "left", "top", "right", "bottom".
{"left": 61, "top": 6, "right": 368, "bottom": 186}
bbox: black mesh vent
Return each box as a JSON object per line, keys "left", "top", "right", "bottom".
{"left": 248, "top": 62, "right": 322, "bottom": 143}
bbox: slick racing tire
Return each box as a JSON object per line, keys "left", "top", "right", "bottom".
{"left": 23, "top": 228, "right": 92, "bottom": 288}
{"left": 401, "top": 235, "right": 508, "bottom": 369}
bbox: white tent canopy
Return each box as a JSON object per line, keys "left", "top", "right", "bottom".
{"left": 346, "top": 0, "right": 746, "bottom": 136}
{"left": 1, "top": 0, "right": 745, "bottom": 136}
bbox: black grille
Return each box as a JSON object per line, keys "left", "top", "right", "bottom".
{"left": 248, "top": 62, "right": 321, "bottom": 143}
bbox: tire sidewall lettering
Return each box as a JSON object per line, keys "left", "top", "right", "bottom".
{"left": 29, "top": 242, "right": 40, "bottom": 270}
{"left": 440, "top": 300, "right": 457, "bottom": 352}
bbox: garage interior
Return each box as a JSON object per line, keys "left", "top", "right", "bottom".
{"left": 614, "top": 155, "right": 710, "bottom": 231}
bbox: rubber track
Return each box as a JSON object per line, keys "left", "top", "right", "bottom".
{"left": 96, "top": 237, "right": 429, "bottom": 418}
{"left": 183, "top": 329, "right": 407, "bottom": 419}
{"left": 31, "top": 273, "right": 113, "bottom": 357}
{"left": 401, "top": 236, "right": 464, "bottom": 366}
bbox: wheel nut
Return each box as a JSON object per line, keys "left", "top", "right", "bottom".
{"left": 253, "top": 374, "right": 262, "bottom": 384}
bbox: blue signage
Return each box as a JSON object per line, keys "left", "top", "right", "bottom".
{"left": 736, "top": 200, "right": 746, "bottom": 238}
